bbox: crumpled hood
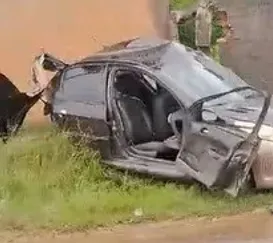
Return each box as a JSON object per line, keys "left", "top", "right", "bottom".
{"left": 207, "top": 98, "right": 273, "bottom": 141}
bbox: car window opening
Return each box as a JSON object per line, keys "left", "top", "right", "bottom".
{"left": 112, "top": 70, "right": 182, "bottom": 162}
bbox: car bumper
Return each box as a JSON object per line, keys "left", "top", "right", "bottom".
{"left": 252, "top": 140, "right": 273, "bottom": 189}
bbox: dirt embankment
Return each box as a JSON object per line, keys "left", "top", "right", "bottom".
{"left": 0, "top": 0, "right": 170, "bottom": 123}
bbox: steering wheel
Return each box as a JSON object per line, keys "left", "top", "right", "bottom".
{"left": 167, "top": 109, "right": 188, "bottom": 150}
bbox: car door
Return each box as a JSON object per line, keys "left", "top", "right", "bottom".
{"left": 50, "top": 63, "right": 112, "bottom": 159}
{"left": 175, "top": 88, "right": 271, "bottom": 197}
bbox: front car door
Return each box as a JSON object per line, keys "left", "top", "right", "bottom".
{"left": 175, "top": 87, "right": 271, "bottom": 196}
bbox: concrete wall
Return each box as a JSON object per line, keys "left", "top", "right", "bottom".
{"left": 0, "top": 0, "right": 170, "bottom": 122}
{"left": 218, "top": 0, "right": 273, "bottom": 91}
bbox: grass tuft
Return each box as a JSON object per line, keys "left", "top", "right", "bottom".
{"left": 0, "top": 127, "right": 272, "bottom": 230}
{"left": 170, "top": 0, "right": 197, "bottom": 10}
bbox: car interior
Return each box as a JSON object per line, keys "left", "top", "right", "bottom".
{"left": 112, "top": 70, "right": 181, "bottom": 161}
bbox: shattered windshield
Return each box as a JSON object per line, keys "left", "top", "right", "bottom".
{"left": 156, "top": 42, "right": 260, "bottom": 106}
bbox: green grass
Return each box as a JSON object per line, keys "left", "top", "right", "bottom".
{"left": 172, "top": 0, "right": 224, "bottom": 61}
{"left": 170, "top": 0, "right": 197, "bottom": 10}
{"left": 0, "top": 127, "right": 272, "bottom": 230}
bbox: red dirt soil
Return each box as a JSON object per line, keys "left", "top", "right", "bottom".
{"left": 0, "top": 0, "right": 170, "bottom": 123}
{"left": 1, "top": 212, "right": 273, "bottom": 243}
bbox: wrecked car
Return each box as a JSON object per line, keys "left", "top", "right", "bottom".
{"left": 32, "top": 37, "right": 273, "bottom": 197}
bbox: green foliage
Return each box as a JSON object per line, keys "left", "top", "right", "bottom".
{"left": 211, "top": 15, "right": 224, "bottom": 46}
{"left": 178, "top": 17, "right": 224, "bottom": 51}
{"left": 178, "top": 19, "right": 197, "bottom": 49}
{"left": 170, "top": 0, "right": 197, "bottom": 10}
{"left": 173, "top": 0, "right": 224, "bottom": 57}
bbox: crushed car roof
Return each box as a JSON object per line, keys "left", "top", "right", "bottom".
{"left": 78, "top": 38, "right": 252, "bottom": 107}
{"left": 80, "top": 37, "right": 171, "bottom": 66}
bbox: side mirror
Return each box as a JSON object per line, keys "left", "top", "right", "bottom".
{"left": 202, "top": 109, "right": 218, "bottom": 122}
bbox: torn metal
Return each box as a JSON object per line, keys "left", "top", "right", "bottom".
{"left": 0, "top": 52, "right": 62, "bottom": 142}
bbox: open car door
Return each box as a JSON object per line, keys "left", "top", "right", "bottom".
{"left": 30, "top": 52, "right": 68, "bottom": 113}
{"left": 175, "top": 87, "right": 271, "bottom": 197}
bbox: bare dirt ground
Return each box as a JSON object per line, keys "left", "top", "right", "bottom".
{"left": 1, "top": 212, "right": 273, "bottom": 243}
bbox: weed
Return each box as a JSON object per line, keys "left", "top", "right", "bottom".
{"left": 170, "top": 0, "right": 197, "bottom": 10}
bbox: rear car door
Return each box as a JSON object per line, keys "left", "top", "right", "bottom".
{"left": 50, "top": 64, "right": 112, "bottom": 159}
{"left": 176, "top": 89, "right": 271, "bottom": 196}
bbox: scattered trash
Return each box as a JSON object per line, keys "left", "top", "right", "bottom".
{"left": 134, "top": 208, "right": 143, "bottom": 217}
